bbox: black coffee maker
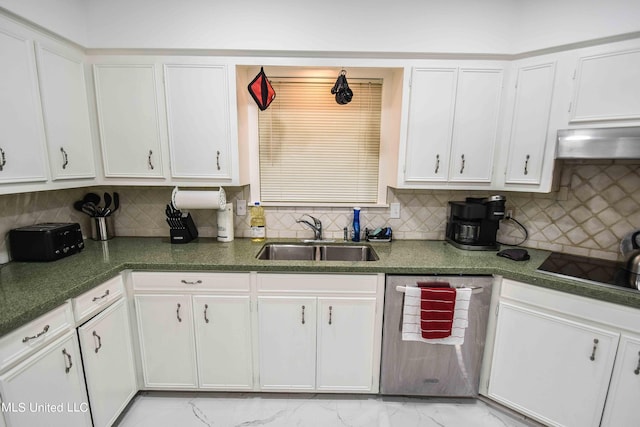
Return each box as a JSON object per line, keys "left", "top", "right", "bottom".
{"left": 445, "top": 195, "right": 506, "bottom": 250}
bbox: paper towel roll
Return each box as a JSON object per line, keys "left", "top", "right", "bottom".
{"left": 172, "top": 187, "right": 226, "bottom": 210}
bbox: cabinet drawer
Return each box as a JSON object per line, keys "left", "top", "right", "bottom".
{"left": 132, "top": 272, "right": 250, "bottom": 292}
{"left": 73, "top": 275, "right": 125, "bottom": 324}
{"left": 0, "top": 303, "right": 72, "bottom": 372}
{"left": 257, "top": 273, "right": 378, "bottom": 294}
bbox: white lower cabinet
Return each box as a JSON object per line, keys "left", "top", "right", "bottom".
{"left": 132, "top": 272, "right": 253, "bottom": 390}
{"left": 256, "top": 273, "right": 383, "bottom": 393}
{"left": 487, "top": 279, "right": 640, "bottom": 427}
{"left": 77, "top": 298, "right": 137, "bottom": 427}
{"left": 193, "top": 295, "right": 253, "bottom": 389}
{"left": 0, "top": 332, "right": 91, "bottom": 427}
{"left": 258, "top": 296, "right": 317, "bottom": 390}
{"left": 600, "top": 334, "right": 640, "bottom": 427}
{"left": 488, "top": 302, "right": 618, "bottom": 427}
{"left": 135, "top": 294, "right": 198, "bottom": 388}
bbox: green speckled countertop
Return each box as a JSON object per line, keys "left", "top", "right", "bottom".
{"left": 1, "top": 237, "right": 638, "bottom": 337}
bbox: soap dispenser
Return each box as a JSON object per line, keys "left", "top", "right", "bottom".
{"left": 352, "top": 207, "right": 361, "bottom": 242}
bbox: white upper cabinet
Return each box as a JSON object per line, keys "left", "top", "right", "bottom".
{"left": 35, "top": 43, "right": 96, "bottom": 180}
{"left": 570, "top": 47, "right": 640, "bottom": 123}
{"left": 400, "top": 64, "right": 504, "bottom": 188}
{"left": 0, "top": 25, "right": 48, "bottom": 184}
{"left": 504, "top": 61, "right": 556, "bottom": 185}
{"left": 93, "top": 64, "right": 165, "bottom": 178}
{"left": 164, "top": 64, "right": 236, "bottom": 181}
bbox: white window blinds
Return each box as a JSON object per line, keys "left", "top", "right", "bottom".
{"left": 258, "top": 79, "right": 382, "bottom": 204}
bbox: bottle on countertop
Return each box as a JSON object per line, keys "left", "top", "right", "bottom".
{"left": 250, "top": 202, "right": 266, "bottom": 242}
{"left": 352, "top": 207, "right": 361, "bottom": 242}
{"left": 216, "top": 203, "right": 234, "bottom": 242}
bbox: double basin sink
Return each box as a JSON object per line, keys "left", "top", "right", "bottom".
{"left": 257, "top": 243, "right": 379, "bottom": 262}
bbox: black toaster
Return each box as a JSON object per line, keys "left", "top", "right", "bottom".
{"left": 9, "top": 223, "right": 84, "bottom": 262}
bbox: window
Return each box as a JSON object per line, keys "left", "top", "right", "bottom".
{"left": 257, "top": 78, "right": 383, "bottom": 204}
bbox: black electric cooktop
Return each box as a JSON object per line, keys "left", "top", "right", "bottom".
{"left": 537, "top": 252, "right": 636, "bottom": 292}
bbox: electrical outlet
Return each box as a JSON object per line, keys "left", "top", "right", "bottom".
{"left": 236, "top": 200, "right": 247, "bottom": 216}
{"left": 390, "top": 203, "right": 401, "bottom": 219}
{"left": 506, "top": 209, "right": 514, "bottom": 219}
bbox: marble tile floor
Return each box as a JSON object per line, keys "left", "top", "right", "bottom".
{"left": 114, "top": 392, "right": 542, "bottom": 427}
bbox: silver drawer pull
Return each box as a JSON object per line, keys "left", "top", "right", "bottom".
{"left": 176, "top": 303, "right": 182, "bottom": 322}
{"left": 0, "top": 147, "right": 6, "bottom": 171}
{"left": 181, "top": 280, "right": 202, "bottom": 285}
{"left": 216, "top": 150, "right": 221, "bottom": 170}
{"left": 590, "top": 338, "right": 599, "bottom": 361}
{"left": 22, "top": 325, "right": 50, "bottom": 343}
{"left": 62, "top": 348, "right": 73, "bottom": 373}
{"left": 92, "top": 289, "right": 110, "bottom": 302}
{"left": 148, "top": 150, "right": 154, "bottom": 170}
{"left": 524, "top": 154, "right": 530, "bottom": 175}
{"left": 634, "top": 351, "right": 640, "bottom": 375}
{"left": 204, "top": 304, "right": 210, "bottom": 323}
{"left": 460, "top": 154, "right": 465, "bottom": 174}
{"left": 301, "top": 305, "right": 305, "bottom": 325}
{"left": 434, "top": 154, "right": 440, "bottom": 174}
{"left": 93, "top": 331, "right": 102, "bottom": 354}
{"left": 328, "top": 306, "right": 333, "bottom": 325}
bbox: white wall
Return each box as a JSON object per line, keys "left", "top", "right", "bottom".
{"left": 1, "top": 0, "right": 640, "bottom": 54}
{"left": 0, "top": 0, "right": 87, "bottom": 45}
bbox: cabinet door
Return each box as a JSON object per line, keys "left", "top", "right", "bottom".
{"left": 0, "top": 28, "right": 48, "bottom": 184}
{"left": 134, "top": 294, "right": 197, "bottom": 388}
{"left": 77, "top": 299, "right": 137, "bottom": 427}
{"left": 257, "top": 296, "right": 316, "bottom": 390}
{"left": 164, "top": 65, "right": 233, "bottom": 180}
{"left": 449, "top": 68, "right": 503, "bottom": 183}
{"left": 505, "top": 62, "right": 556, "bottom": 185}
{"left": 94, "top": 64, "right": 164, "bottom": 178}
{"left": 488, "top": 302, "right": 619, "bottom": 427}
{"left": 0, "top": 332, "right": 91, "bottom": 427}
{"left": 403, "top": 67, "right": 457, "bottom": 182}
{"left": 193, "top": 295, "right": 253, "bottom": 389}
{"left": 316, "top": 297, "right": 376, "bottom": 391}
{"left": 571, "top": 48, "right": 640, "bottom": 122}
{"left": 36, "top": 43, "right": 95, "bottom": 180}
{"left": 601, "top": 334, "right": 640, "bottom": 427}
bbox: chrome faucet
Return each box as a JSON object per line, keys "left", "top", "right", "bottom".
{"left": 296, "top": 214, "right": 323, "bottom": 240}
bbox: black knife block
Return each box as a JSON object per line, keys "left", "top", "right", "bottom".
{"left": 170, "top": 213, "right": 198, "bottom": 244}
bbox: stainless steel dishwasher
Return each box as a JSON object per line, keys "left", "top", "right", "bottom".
{"left": 381, "top": 275, "right": 493, "bottom": 397}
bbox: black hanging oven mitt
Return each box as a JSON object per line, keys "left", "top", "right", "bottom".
{"left": 248, "top": 67, "right": 276, "bottom": 111}
{"left": 331, "top": 70, "right": 353, "bottom": 105}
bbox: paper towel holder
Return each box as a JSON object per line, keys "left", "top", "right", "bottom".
{"left": 171, "top": 186, "right": 227, "bottom": 211}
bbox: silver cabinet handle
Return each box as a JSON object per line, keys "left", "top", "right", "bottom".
{"left": 93, "top": 331, "right": 102, "bottom": 354}
{"left": 0, "top": 147, "right": 6, "bottom": 171}
{"left": 176, "top": 303, "right": 182, "bottom": 322}
{"left": 216, "top": 150, "right": 221, "bottom": 171}
{"left": 148, "top": 150, "right": 154, "bottom": 170}
{"left": 328, "top": 306, "right": 333, "bottom": 325}
{"left": 22, "top": 325, "right": 50, "bottom": 343}
{"left": 301, "top": 305, "right": 306, "bottom": 325}
{"left": 524, "top": 154, "right": 530, "bottom": 175}
{"left": 434, "top": 154, "right": 440, "bottom": 174}
{"left": 590, "top": 338, "right": 599, "bottom": 361}
{"left": 634, "top": 351, "right": 640, "bottom": 375}
{"left": 181, "top": 280, "right": 202, "bottom": 285}
{"left": 460, "top": 154, "right": 465, "bottom": 174}
{"left": 62, "top": 348, "right": 73, "bottom": 374}
{"left": 60, "top": 147, "right": 69, "bottom": 170}
{"left": 204, "top": 304, "right": 210, "bottom": 323}
{"left": 92, "top": 289, "right": 110, "bottom": 302}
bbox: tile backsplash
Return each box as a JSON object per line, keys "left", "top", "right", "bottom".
{"left": 0, "top": 160, "right": 638, "bottom": 264}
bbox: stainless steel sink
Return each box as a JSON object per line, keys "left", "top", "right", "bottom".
{"left": 256, "top": 243, "right": 379, "bottom": 261}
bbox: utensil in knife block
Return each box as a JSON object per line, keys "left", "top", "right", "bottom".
{"left": 169, "top": 213, "right": 199, "bottom": 244}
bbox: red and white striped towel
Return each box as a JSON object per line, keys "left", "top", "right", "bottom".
{"left": 402, "top": 285, "right": 472, "bottom": 345}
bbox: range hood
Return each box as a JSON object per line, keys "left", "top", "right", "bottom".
{"left": 556, "top": 127, "right": 640, "bottom": 159}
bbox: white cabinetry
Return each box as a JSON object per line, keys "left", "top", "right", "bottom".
{"left": 503, "top": 60, "right": 556, "bottom": 186}
{"left": 400, "top": 64, "right": 504, "bottom": 187}
{"left": 487, "top": 278, "right": 640, "bottom": 427}
{"left": 256, "top": 273, "right": 383, "bottom": 393}
{"left": 35, "top": 42, "right": 95, "bottom": 181}
{"left": 570, "top": 46, "right": 640, "bottom": 123}
{"left": 93, "top": 64, "right": 165, "bottom": 179}
{"left": 0, "top": 24, "right": 48, "bottom": 185}
{"left": 164, "top": 64, "right": 236, "bottom": 181}
{"left": 77, "top": 298, "right": 137, "bottom": 427}
{"left": 132, "top": 272, "right": 253, "bottom": 390}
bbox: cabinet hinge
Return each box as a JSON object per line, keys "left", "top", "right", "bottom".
{"left": 568, "top": 101, "right": 572, "bottom": 113}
